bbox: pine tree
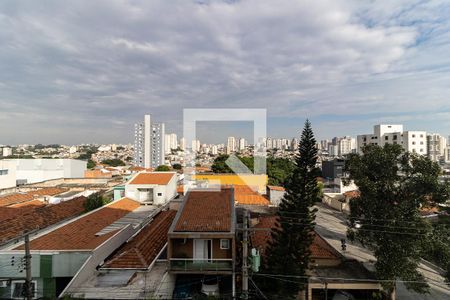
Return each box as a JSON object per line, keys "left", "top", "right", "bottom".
{"left": 265, "top": 120, "right": 321, "bottom": 298}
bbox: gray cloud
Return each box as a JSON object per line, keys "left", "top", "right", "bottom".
{"left": 0, "top": 0, "right": 449, "bottom": 144}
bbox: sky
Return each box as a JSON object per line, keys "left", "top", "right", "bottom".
{"left": 1, "top": 0, "right": 450, "bottom": 145}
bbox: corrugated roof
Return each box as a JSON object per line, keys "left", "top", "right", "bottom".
{"left": 103, "top": 210, "right": 177, "bottom": 269}
{"left": 128, "top": 172, "right": 176, "bottom": 185}
{"left": 15, "top": 198, "right": 140, "bottom": 250}
{"left": 174, "top": 189, "right": 233, "bottom": 232}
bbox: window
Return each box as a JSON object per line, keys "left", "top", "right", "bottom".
{"left": 157, "top": 192, "right": 162, "bottom": 196}
{"left": 412, "top": 134, "right": 416, "bottom": 138}
{"left": 220, "top": 239, "right": 230, "bottom": 249}
{"left": 393, "top": 135, "right": 397, "bottom": 140}
{"left": 385, "top": 136, "right": 389, "bottom": 140}
{"left": 412, "top": 142, "right": 416, "bottom": 145}
{"left": 0, "top": 169, "right": 8, "bottom": 175}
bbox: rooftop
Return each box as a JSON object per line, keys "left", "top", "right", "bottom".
{"left": 128, "top": 172, "right": 176, "bottom": 185}
{"left": 234, "top": 185, "right": 270, "bottom": 206}
{"left": 173, "top": 188, "right": 234, "bottom": 232}
{"left": 267, "top": 185, "right": 285, "bottom": 192}
{"left": 0, "top": 187, "right": 67, "bottom": 207}
{"left": 15, "top": 198, "right": 140, "bottom": 250}
{"left": 251, "top": 215, "right": 341, "bottom": 260}
{"left": 0, "top": 196, "right": 86, "bottom": 245}
{"left": 103, "top": 210, "right": 177, "bottom": 269}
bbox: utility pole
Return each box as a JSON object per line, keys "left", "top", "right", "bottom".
{"left": 24, "top": 233, "right": 33, "bottom": 300}
{"left": 241, "top": 210, "right": 249, "bottom": 299}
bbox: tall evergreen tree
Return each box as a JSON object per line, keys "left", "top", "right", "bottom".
{"left": 344, "top": 144, "right": 449, "bottom": 299}
{"left": 265, "top": 120, "right": 321, "bottom": 299}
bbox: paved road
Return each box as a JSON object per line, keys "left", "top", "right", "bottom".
{"left": 314, "top": 202, "right": 450, "bottom": 299}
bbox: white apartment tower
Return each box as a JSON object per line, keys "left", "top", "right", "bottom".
{"left": 338, "top": 136, "right": 356, "bottom": 156}
{"left": 239, "top": 138, "right": 246, "bottom": 151}
{"left": 427, "top": 133, "right": 447, "bottom": 162}
{"left": 180, "top": 137, "right": 186, "bottom": 151}
{"left": 164, "top": 133, "right": 178, "bottom": 154}
{"left": 227, "top": 137, "right": 236, "bottom": 154}
{"left": 357, "top": 125, "right": 427, "bottom": 156}
{"left": 134, "top": 114, "right": 165, "bottom": 168}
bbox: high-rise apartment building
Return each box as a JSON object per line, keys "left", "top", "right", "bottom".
{"left": 427, "top": 133, "right": 447, "bottom": 162}
{"left": 134, "top": 114, "right": 165, "bottom": 168}
{"left": 164, "top": 133, "right": 178, "bottom": 154}
{"left": 357, "top": 124, "right": 427, "bottom": 156}
{"left": 227, "top": 137, "right": 236, "bottom": 154}
{"left": 238, "top": 138, "right": 246, "bottom": 151}
{"left": 191, "top": 139, "right": 201, "bottom": 152}
{"left": 180, "top": 138, "right": 186, "bottom": 151}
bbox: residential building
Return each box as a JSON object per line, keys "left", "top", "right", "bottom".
{"left": 238, "top": 138, "right": 246, "bottom": 151}
{"left": 322, "top": 159, "right": 346, "bottom": 179}
{"left": 4, "top": 159, "right": 86, "bottom": 185}
{"left": 164, "top": 133, "right": 179, "bottom": 154}
{"left": 2, "top": 147, "right": 12, "bottom": 157}
{"left": 0, "top": 197, "right": 147, "bottom": 299}
{"left": 134, "top": 114, "right": 165, "bottom": 168}
{"left": 291, "top": 138, "right": 299, "bottom": 151}
{"left": 191, "top": 139, "right": 201, "bottom": 152}
{"left": 211, "top": 145, "right": 218, "bottom": 155}
{"left": 251, "top": 216, "right": 382, "bottom": 300}
{"left": 337, "top": 136, "right": 356, "bottom": 156}
{"left": 227, "top": 137, "right": 236, "bottom": 154}
{"left": 179, "top": 137, "right": 186, "bottom": 151}
{"left": 0, "top": 160, "right": 16, "bottom": 189}
{"left": 125, "top": 172, "right": 178, "bottom": 205}
{"left": 192, "top": 174, "right": 268, "bottom": 194}
{"left": 267, "top": 185, "right": 285, "bottom": 206}
{"left": 357, "top": 124, "right": 427, "bottom": 155}
{"left": 427, "top": 133, "right": 447, "bottom": 162}
{"left": 167, "top": 188, "right": 235, "bottom": 279}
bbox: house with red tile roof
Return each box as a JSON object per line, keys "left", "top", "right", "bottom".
{"left": 125, "top": 171, "right": 178, "bottom": 205}
{"left": 250, "top": 215, "right": 382, "bottom": 299}
{"left": 167, "top": 188, "right": 236, "bottom": 275}
{"left": 0, "top": 197, "right": 171, "bottom": 299}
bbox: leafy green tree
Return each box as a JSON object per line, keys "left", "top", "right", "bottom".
{"left": 87, "top": 159, "right": 96, "bottom": 169}
{"left": 84, "top": 193, "right": 107, "bottom": 212}
{"left": 101, "top": 158, "right": 125, "bottom": 167}
{"left": 155, "top": 165, "right": 170, "bottom": 171}
{"left": 265, "top": 120, "right": 321, "bottom": 298}
{"left": 344, "top": 144, "right": 449, "bottom": 298}
{"left": 172, "top": 163, "right": 182, "bottom": 170}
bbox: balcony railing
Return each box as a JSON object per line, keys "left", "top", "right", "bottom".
{"left": 169, "top": 258, "right": 233, "bottom": 271}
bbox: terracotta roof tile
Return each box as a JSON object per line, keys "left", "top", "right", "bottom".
{"left": 234, "top": 185, "right": 270, "bottom": 206}
{"left": 267, "top": 185, "right": 285, "bottom": 192}
{"left": 0, "top": 196, "right": 86, "bottom": 244}
{"left": 174, "top": 189, "right": 233, "bottom": 232}
{"left": 0, "top": 187, "right": 68, "bottom": 207}
{"left": 103, "top": 210, "right": 177, "bottom": 269}
{"left": 251, "top": 215, "right": 340, "bottom": 260}
{"left": 15, "top": 198, "right": 140, "bottom": 250}
{"left": 129, "top": 172, "right": 176, "bottom": 185}
{"left": 343, "top": 190, "right": 360, "bottom": 199}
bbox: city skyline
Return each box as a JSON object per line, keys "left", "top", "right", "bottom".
{"left": 1, "top": 0, "right": 450, "bottom": 144}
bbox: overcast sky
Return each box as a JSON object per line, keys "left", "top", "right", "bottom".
{"left": 1, "top": 0, "right": 450, "bottom": 145}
